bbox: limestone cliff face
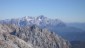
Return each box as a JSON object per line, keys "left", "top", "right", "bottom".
{"left": 0, "top": 24, "right": 71, "bottom": 48}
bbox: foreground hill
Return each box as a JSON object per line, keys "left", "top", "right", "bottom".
{"left": 0, "top": 24, "right": 70, "bottom": 48}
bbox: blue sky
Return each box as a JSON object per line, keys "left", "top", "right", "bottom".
{"left": 0, "top": 0, "right": 85, "bottom": 22}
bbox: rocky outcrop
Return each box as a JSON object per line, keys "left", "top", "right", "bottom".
{"left": 0, "top": 24, "right": 19, "bottom": 33}
{"left": 0, "top": 24, "right": 71, "bottom": 48}
{"left": 0, "top": 33, "right": 33, "bottom": 48}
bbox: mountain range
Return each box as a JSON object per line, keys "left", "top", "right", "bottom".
{"left": 0, "top": 15, "right": 65, "bottom": 27}
{"left": 0, "top": 15, "right": 85, "bottom": 48}
{"left": 0, "top": 15, "right": 85, "bottom": 41}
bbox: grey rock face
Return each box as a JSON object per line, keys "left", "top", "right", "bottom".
{"left": 0, "top": 24, "right": 70, "bottom": 48}
{"left": 0, "top": 33, "right": 33, "bottom": 48}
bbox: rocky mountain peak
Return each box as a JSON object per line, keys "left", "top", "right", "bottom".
{"left": 37, "top": 15, "right": 47, "bottom": 19}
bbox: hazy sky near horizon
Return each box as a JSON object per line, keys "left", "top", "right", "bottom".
{"left": 0, "top": 0, "right": 85, "bottom": 22}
